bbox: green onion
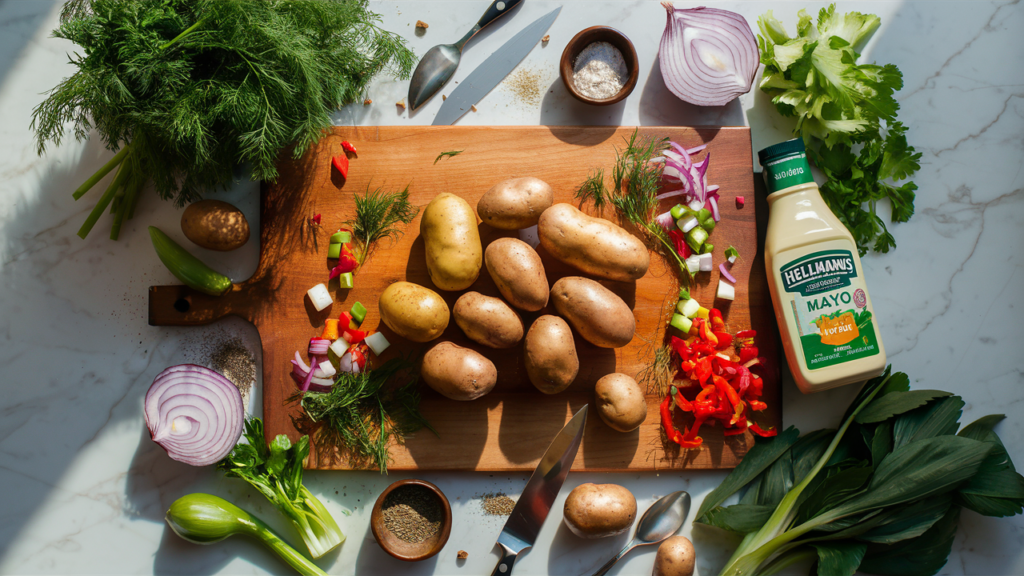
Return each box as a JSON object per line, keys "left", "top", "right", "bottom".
{"left": 329, "top": 231, "right": 351, "bottom": 244}
{"left": 337, "top": 272, "right": 354, "bottom": 289}
{"left": 670, "top": 204, "right": 687, "bottom": 220}
{"left": 327, "top": 243, "right": 341, "bottom": 259}
{"left": 670, "top": 313, "right": 693, "bottom": 333}
{"left": 686, "top": 227, "right": 708, "bottom": 252}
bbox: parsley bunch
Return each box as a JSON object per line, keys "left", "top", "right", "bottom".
{"left": 758, "top": 5, "right": 921, "bottom": 254}
{"left": 33, "top": 0, "right": 415, "bottom": 240}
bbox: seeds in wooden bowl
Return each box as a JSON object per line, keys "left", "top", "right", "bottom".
{"left": 382, "top": 485, "right": 444, "bottom": 543}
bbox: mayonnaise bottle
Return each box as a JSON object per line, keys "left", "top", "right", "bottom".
{"left": 758, "top": 139, "right": 886, "bottom": 393}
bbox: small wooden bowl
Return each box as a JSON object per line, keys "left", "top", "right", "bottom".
{"left": 370, "top": 479, "right": 452, "bottom": 562}
{"left": 560, "top": 26, "right": 639, "bottom": 106}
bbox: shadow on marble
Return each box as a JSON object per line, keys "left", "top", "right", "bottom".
{"left": 544, "top": 507, "right": 633, "bottom": 575}
{"left": 354, "top": 529, "right": 440, "bottom": 575}
{"left": 0, "top": 1, "right": 54, "bottom": 91}
{"left": 540, "top": 77, "right": 626, "bottom": 130}
{"left": 637, "top": 57, "right": 746, "bottom": 128}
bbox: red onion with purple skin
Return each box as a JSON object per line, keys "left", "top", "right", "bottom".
{"left": 658, "top": 2, "right": 759, "bottom": 107}
{"left": 145, "top": 364, "right": 244, "bottom": 466}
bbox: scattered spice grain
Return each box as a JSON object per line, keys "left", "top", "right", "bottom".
{"left": 503, "top": 68, "right": 543, "bottom": 106}
{"left": 382, "top": 485, "right": 444, "bottom": 543}
{"left": 481, "top": 493, "right": 516, "bottom": 516}
{"left": 542, "top": 34, "right": 550, "bottom": 43}
{"left": 208, "top": 337, "right": 255, "bottom": 399}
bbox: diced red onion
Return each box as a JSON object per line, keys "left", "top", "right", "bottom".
{"left": 720, "top": 262, "right": 737, "bottom": 283}
{"left": 144, "top": 365, "right": 244, "bottom": 467}
{"left": 308, "top": 338, "right": 330, "bottom": 356}
{"left": 656, "top": 189, "right": 688, "bottom": 202}
{"left": 659, "top": 2, "right": 759, "bottom": 107}
{"left": 709, "top": 196, "right": 720, "bottom": 221}
{"left": 656, "top": 210, "right": 675, "bottom": 231}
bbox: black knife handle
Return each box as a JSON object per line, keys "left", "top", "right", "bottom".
{"left": 491, "top": 543, "right": 520, "bottom": 576}
{"left": 477, "top": 0, "right": 524, "bottom": 30}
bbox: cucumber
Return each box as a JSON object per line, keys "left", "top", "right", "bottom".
{"left": 149, "top": 227, "right": 232, "bottom": 296}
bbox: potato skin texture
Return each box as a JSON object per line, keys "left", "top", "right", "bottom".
{"left": 421, "top": 193, "right": 483, "bottom": 291}
{"left": 563, "top": 483, "right": 637, "bottom": 539}
{"left": 378, "top": 281, "right": 449, "bottom": 343}
{"left": 454, "top": 292, "right": 524, "bottom": 349}
{"left": 538, "top": 203, "right": 649, "bottom": 282}
{"left": 421, "top": 342, "right": 497, "bottom": 401}
{"left": 595, "top": 373, "right": 647, "bottom": 432}
{"left": 477, "top": 177, "right": 554, "bottom": 229}
{"left": 550, "top": 277, "right": 636, "bottom": 348}
{"left": 653, "top": 536, "right": 695, "bottom": 576}
{"left": 484, "top": 238, "right": 549, "bottom": 311}
{"left": 181, "top": 199, "right": 249, "bottom": 251}
{"left": 525, "top": 315, "right": 578, "bottom": 394}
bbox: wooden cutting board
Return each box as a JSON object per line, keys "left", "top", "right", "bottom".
{"left": 149, "top": 126, "right": 780, "bottom": 471}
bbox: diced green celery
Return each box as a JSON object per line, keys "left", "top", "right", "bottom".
{"left": 670, "top": 313, "right": 693, "bottom": 333}
{"left": 702, "top": 218, "right": 716, "bottom": 232}
{"left": 327, "top": 243, "right": 341, "bottom": 259}
{"left": 678, "top": 215, "right": 699, "bottom": 233}
{"left": 697, "top": 208, "right": 711, "bottom": 222}
{"left": 681, "top": 298, "right": 701, "bottom": 318}
{"left": 329, "top": 231, "right": 351, "bottom": 244}
{"left": 670, "top": 204, "right": 687, "bottom": 220}
{"left": 703, "top": 243, "right": 715, "bottom": 254}
{"left": 337, "top": 272, "right": 354, "bottom": 289}
{"left": 686, "top": 227, "right": 708, "bottom": 252}
{"left": 350, "top": 302, "right": 367, "bottom": 324}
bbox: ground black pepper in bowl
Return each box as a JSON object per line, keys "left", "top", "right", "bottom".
{"left": 382, "top": 485, "right": 444, "bottom": 543}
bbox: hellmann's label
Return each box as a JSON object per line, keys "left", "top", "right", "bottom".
{"left": 779, "top": 249, "right": 880, "bottom": 370}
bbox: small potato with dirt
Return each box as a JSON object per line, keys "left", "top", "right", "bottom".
{"left": 538, "top": 203, "right": 649, "bottom": 282}
{"left": 378, "top": 281, "right": 449, "bottom": 343}
{"left": 181, "top": 199, "right": 250, "bottom": 251}
{"left": 595, "top": 373, "right": 647, "bottom": 432}
{"left": 550, "top": 277, "right": 635, "bottom": 348}
{"left": 421, "top": 193, "right": 483, "bottom": 291}
{"left": 421, "top": 341, "right": 497, "bottom": 401}
{"left": 653, "top": 536, "right": 695, "bottom": 576}
{"left": 477, "top": 177, "right": 553, "bottom": 229}
{"left": 454, "top": 292, "right": 524, "bottom": 349}
{"left": 563, "top": 483, "right": 637, "bottom": 539}
{"left": 524, "top": 315, "right": 578, "bottom": 394}
{"left": 484, "top": 238, "right": 549, "bottom": 311}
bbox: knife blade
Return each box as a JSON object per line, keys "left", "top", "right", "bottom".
{"left": 490, "top": 404, "right": 587, "bottom": 576}
{"left": 432, "top": 7, "right": 561, "bottom": 125}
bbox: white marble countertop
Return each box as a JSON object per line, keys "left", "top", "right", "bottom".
{"left": 1, "top": 1, "right": 1021, "bottom": 574}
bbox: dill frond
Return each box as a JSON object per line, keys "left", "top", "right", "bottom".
{"left": 433, "top": 150, "right": 464, "bottom": 164}
{"left": 347, "top": 184, "right": 419, "bottom": 264}
{"left": 574, "top": 168, "right": 607, "bottom": 210}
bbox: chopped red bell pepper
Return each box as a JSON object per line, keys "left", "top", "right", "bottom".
{"left": 714, "top": 331, "right": 733, "bottom": 349}
{"left": 341, "top": 141, "right": 357, "bottom": 154}
{"left": 668, "top": 229, "right": 691, "bottom": 259}
{"left": 310, "top": 213, "right": 321, "bottom": 225}
{"left": 749, "top": 422, "right": 777, "bottom": 437}
{"left": 332, "top": 154, "right": 349, "bottom": 179}
{"left": 343, "top": 326, "right": 367, "bottom": 344}
{"left": 349, "top": 345, "right": 367, "bottom": 370}
{"left": 328, "top": 244, "right": 358, "bottom": 279}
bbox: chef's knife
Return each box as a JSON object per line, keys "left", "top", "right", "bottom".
{"left": 432, "top": 7, "right": 561, "bottom": 126}
{"left": 489, "top": 404, "right": 587, "bottom": 576}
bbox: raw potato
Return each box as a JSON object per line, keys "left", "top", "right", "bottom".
{"left": 181, "top": 199, "right": 249, "bottom": 251}
{"left": 477, "top": 177, "right": 554, "bottom": 229}
{"left": 538, "top": 203, "right": 649, "bottom": 282}
{"left": 421, "top": 341, "right": 497, "bottom": 401}
{"left": 653, "top": 536, "right": 695, "bottom": 576}
{"left": 485, "top": 238, "right": 549, "bottom": 311}
{"left": 550, "top": 277, "right": 635, "bottom": 348}
{"left": 378, "top": 281, "right": 449, "bottom": 343}
{"left": 421, "top": 193, "right": 483, "bottom": 291}
{"left": 563, "top": 483, "right": 637, "bottom": 539}
{"left": 595, "top": 373, "right": 647, "bottom": 432}
{"left": 524, "top": 316, "right": 578, "bottom": 394}
{"left": 454, "top": 292, "right": 524, "bottom": 349}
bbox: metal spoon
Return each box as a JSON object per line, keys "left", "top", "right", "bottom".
{"left": 587, "top": 490, "right": 692, "bottom": 576}
{"left": 407, "top": 0, "right": 524, "bottom": 111}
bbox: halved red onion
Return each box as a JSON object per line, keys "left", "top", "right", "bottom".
{"left": 144, "top": 365, "right": 244, "bottom": 467}
{"left": 659, "top": 2, "right": 759, "bottom": 107}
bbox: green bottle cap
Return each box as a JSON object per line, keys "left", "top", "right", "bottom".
{"left": 758, "top": 138, "right": 814, "bottom": 193}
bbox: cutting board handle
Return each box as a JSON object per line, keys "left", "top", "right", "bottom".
{"left": 149, "top": 284, "right": 253, "bottom": 326}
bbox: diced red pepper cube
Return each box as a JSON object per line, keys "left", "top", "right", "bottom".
{"left": 332, "top": 154, "right": 349, "bottom": 179}
{"left": 341, "top": 141, "right": 357, "bottom": 154}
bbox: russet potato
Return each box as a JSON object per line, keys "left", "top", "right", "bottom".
{"left": 550, "top": 276, "right": 635, "bottom": 348}
{"left": 484, "top": 237, "right": 549, "bottom": 312}
{"left": 524, "top": 315, "right": 578, "bottom": 394}
{"left": 421, "top": 341, "right": 497, "bottom": 401}
{"left": 180, "top": 199, "right": 249, "bottom": 251}
{"left": 378, "top": 281, "right": 449, "bottom": 343}
{"left": 421, "top": 193, "right": 482, "bottom": 291}
{"left": 563, "top": 483, "right": 637, "bottom": 539}
{"left": 453, "top": 292, "right": 524, "bottom": 349}
{"left": 477, "top": 177, "right": 553, "bottom": 229}
{"left": 594, "top": 373, "right": 647, "bottom": 432}
{"left": 538, "top": 203, "right": 649, "bottom": 282}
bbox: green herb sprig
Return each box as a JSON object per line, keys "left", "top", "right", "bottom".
{"left": 347, "top": 184, "right": 419, "bottom": 264}
{"left": 293, "top": 357, "right": 435, "bottom": 473}
{"left": 33, "top": 0, "right": 415, "bottom": 240}
{"left": 433, "top": 150, "right": 464, "bottom": 164}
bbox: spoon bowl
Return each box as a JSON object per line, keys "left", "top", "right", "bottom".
{"left": 588, "top": 491, "right": 691, "bottom": 576}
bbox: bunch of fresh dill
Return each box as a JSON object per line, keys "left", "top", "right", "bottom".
{"left": 347, "top": 185, "right": 419, "bottom": 264}
{"left": 32, "top": 0, "right": 415, "bottom": 240}
{"left": 574, "top": 130, "right": 692, "bottom": 282}
{"left": 294, "top": 357, "right": 435, "bottom": 473}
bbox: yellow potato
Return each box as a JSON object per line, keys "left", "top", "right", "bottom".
{"left": 378, "top": 281, "right": 449, "bottom": 343}
{"left": 477, "top": 177, "right": 553, "bottom": 229}
{"left": 180, "top": 199, "right": 249, "bottom": 251}
{"left": 454, "top": 292, "right": 524, "bottom": 349}
{"left": 421, "top": 341, "right": 497, "bottom": 401}
{"left": 563, "top": 483, "right": 637, "bottom": 539}
{"left": 524, "top": 315, "right": 578, "bottom": 394}
{"left": 484, "top": 238, "right": 549, "bottom": 311}
{"left": 421, "top": 193, "right": 483, "bottom": 291}
{"left": 538, "top": 203, "right": 649, "bottom": 282}
{"left": 550, "top": 277, "right": 635, "bottom": 348}
{"left": 595, "top": 373, "right": 647, "bottom": 432}
{"left": 653, "top": 536, "right": 695, "bottom": 576}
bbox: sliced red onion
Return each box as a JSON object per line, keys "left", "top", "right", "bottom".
{"left": 720, "top": 262, "right": 737, "bottom": 283}
{"left": 656, "top": 210, "right": 675, "bottom": 231}
{"left": 659, "top": 2, "right": 759, "bottom": 107}
{"left": 686, "top": 144, "right": 707, "bottom": 155}
{"left": 709, "top": 196, "right": 721, "bottom": 221}
{"left": 656, "top": 189, "right": 688, "bottom": 202}
{"left": 144, "top": 365, "right": 244, "bottom": 467}
{"left": 290, "top": 353, "right": 334, "bottom": 393}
